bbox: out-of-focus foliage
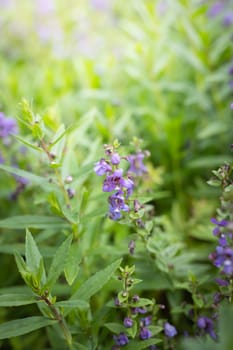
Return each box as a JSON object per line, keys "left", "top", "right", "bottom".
{"left": 0, "top": 0, "right": 232, "bottom": 349}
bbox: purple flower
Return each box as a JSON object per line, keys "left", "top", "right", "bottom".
{"left": 141, "top": 316, "right": 152, "bottom": 327}
{"left": 94, "top": 158, "right": 112, "bottom": 176}
{"left": 120, "top": 176, "right": 134, "bottom": 197}
{"left": 164, "top": 322, "right": 177, "bottom": 338}
{"left": 140, "top": 327, "right": 152, "bottom": 340}
{"left": 215, "top": 277, "right": 229, "bottom": 286}
{"left": 113, "top": 333, "right": 129, "bottom": 346}
{"left": 0, "top": 112, "right": 18, "bottom": 142}
{"left": 124, "top": 317, "right": 133, "bottom": 328}
{"left": 131, "top": 307, "right": 147, "bottom": 314}
{"left": 127, "top": 152, "right": 147, "bottom": 176}
{"left": 111, "top": 153, "right": 121, "bottom": 165}
{"left": 103, "top": 169, "right": 123, "bottom": 192}
{"left": 231, "top": 102, "right": 233, "bottom": 110}
{"left": 211, "top": 246, "right": 233, "bottom": 275}
{"left": 197, "top": 316, "right": 217, "bottom": 340}
{"left": 223, "top": 12, "right": 233, "bottom": 26}
{"left": 207, "top": 1, "right": 224, "bottom": 17}
{"left": 0, "top": 152, "right": 4, "bottom": 164}
{"left": 108, "top": 191, "right": 129, "bottom": 213}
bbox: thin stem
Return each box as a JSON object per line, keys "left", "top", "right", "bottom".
{"left": 42, "top": 294, "right": 72, "bottom": 346}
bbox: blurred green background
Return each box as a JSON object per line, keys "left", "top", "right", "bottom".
{"left": 0, "top": 0, "right": 233, "bottom": 348}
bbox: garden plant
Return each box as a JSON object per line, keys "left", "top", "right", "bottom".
{"left": 0, "top": 1, "right": 233, "bottom": 349}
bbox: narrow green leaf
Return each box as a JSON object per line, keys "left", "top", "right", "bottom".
{"left": 0, "top": 316, "right": 57, "bottom": 339}
{"left": 25, "top": 229, "right": 43, "bottom": 276}
{"left": 71, "top": 259, "right": 122, "bottom": 301}
{"left": 45, "top": 235, "right": 72, "bottom": 290}
{"left": 0, "top": 294, "right": 39, "bottom": 306}
{"left": 104, "top": 322, "right": 126, "bottom": 334}
{"left": 0, "top": 164, "right": 55, "bottom": 190}
{"left": 64, "top": 242, "right": 82, "bottom": 286}
{"left": 0, "top": 216, "right": 69, "bottom": 229}
{"left": 13, "top": 134, "right": 43, "bottom": 151}
{"left": 54, "top": 300, "right": 89, "bottom": 309}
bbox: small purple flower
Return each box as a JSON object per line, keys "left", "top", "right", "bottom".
{"left": 215, "top": 277, "right": 229, "bottom": 286}
{"left": 218, "top": 234, "right": 227, "bottom": 247}
{"left": 103, "top": 169, "right": 123, "bottom": 192}
{"left": 108, "top": 191, "right": 129, "bottom": 213}
{"left": 140, "top": 327, "right": 152, "bottom": 340}
{"left": 0, "top": 152, "right": 4, "bottom": 164}
{"left": 207, "top": 1, "right": 224, "bottom": 17}
{"left": 164, "top": 322, "right": 177, "bottom": 338}
{"left": 231, "top": 102, "right": 233, "bottom": 110}
{"left": 94, "top": 158, "right": 112, "bottom": 176}
{"left": 113, "top": 333, "right": 129, "bottom": 346}
{"left": 114, "top": 297, "right": 121, "bottom": 307}
{"left": 67, "top": 188, "right": 75, "bottom": 199}
{"left": 124, "top": 317, "right": 133, "bottom": 328}
{"left": 223, "top": 12, "right": 233, "bottom": 26}
{"left": 197, "top": 316, "right": 217, "bottom": 340}
{"left": 0, "top": 112, "right": 18, "bottom": 142}
{"left": 132, "top": 295, "right": 140, "bottom": 302}
{"left": 127, "top": 152, "right": 148, "bottom": 176}
{"left": 131, "top": 307, "right": 147, "bottom": 314}
{"left": 141, "top": 316, "right": 152, "bottom": 327}
{"left": 111, "top": 153, "right": 121, "bottom": 165}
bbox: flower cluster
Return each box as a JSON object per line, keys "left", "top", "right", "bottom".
{"left": 209, "top": 218, "right": 233, "bottom": 279}
{"left": 94, "top": 143, "right": 148, "bottom": 220}
{"left": 197, "top": 316, "right": 217, "bottom": 340}
{"left": 0, "top": 111, "right": 18, "bottom": 145}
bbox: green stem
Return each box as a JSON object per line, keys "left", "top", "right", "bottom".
{"left": 42, "top": 295, "right": 72, "bottom": 346}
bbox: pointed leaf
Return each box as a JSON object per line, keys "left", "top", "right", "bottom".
{"left": 64, "top": 242, "right": 82, "bottom": 286}
{"left": 54, "top": 300, "right": 89, "bottom": 309}
{"left": 0, "top": 216, "right": 69, "bottom": 229}
{"left": 71, "top": 259, "right": 122, "bottom": 301}
{"left": 45, "top": 235, "right": 72, "bottom": 290}
{"left": 0, "top": 294, "right": 39, "bottom": 306}
{"left": 0, "top": 164, "right": 55, "bottom": 190}
{"left": 25, "top": 229, "right": 43, "bottom": 275}
{"left": 0, "top": 316, "right": 57, "bottom": 339}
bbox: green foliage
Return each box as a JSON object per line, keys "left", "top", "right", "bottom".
{"left": 0, "top": 0, "right": 232, "bottom": 348}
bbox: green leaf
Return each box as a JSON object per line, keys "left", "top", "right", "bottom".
{"left": 0, "top": 294, "right": 39, "bottom": 306}
{"left": 0, "top": 164, "right": 55, "bottom": 191}
{"left": 0, "top": 316, "right": 57, "bottom": 339}
{"left": 13, "top": 134, "right": 43, "bottom": 151}
{"left": 25, "top": 229, "right": 45, "bottom": 280}
{"left": 0, "top": 216, "right": 69, "bottom": 229}
{"left": 64, "top": 242, "right": 82, "bottom": 286}
{"left": 104, "top": 322, "right": 126, "bottom": 334}
{"left": 45, "top": 235, "right": 72, "bottom": 291}
{"left": 71, "top": 259, "right": 122, "bottom": 301}
{"left": 54, "top": 300, "right": 89, "bottom": 309}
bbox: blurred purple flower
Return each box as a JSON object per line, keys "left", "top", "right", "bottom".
{"left": 90, "top": 0, "right": 111, "bottom": 11}
{"left": 113, "top": 333, "right": 129, "bottom": 346}
{"left": 124, "top": 317, "right": 133, "bottom": 328}
{"left": 141, "top": 316, "right": 152, "bottom": 327}
{"left": 0, "top": 152, "right": 4, "bottom": 164}
{"left": 223, "top": 12, "right": 233, "bottom": 26}
{"left": 164, "top": 322, "right": 177, "bottom": 338}
{"left": 140, "top": 327, "right": 152, "bottom": 340}
{"left": 111, "top": 152, "right": 121, "bottom": 165}
{"left": 103, "top": 169, "right": 124, "bottom": 192}
{"left": 197, "top": 316, "right": 217, "bottom": 340}
{"left": 207, "top": 1, "right": 224, "bottom": 17}
{"left": 0, "top": 112, "right": 18, "bottom": 142}
{"left": 127, "top": 152, "right": 148, "bottom": 176}
{"left": 94, "top": 158, "right": 112, "bottom": 176}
